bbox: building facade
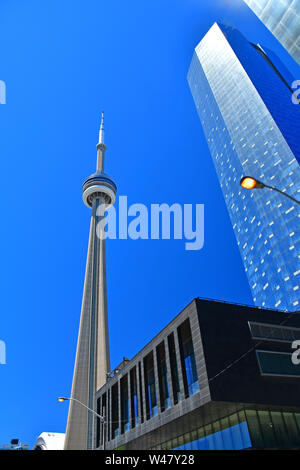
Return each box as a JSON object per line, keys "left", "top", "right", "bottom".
{"left": 95, "top": 298, "right": 300, "bottom": 450}
{"left": 243, "top": 0, "right": 300, "bottom": 66}
{"left": 187, "top": 23, "right": 300, "bottom": 312}
{"left": 64, "top": 113, "right": 117, "bottom": 450}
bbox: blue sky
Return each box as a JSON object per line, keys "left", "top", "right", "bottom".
{"left": 0, "top": 0, "right": 299, "bottom": 448}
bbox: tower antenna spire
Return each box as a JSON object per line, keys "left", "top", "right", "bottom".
{"left": 96, "top": 110, "right": 106, "bottom": 171}
{"left": 98, "top": 110, "right": 105, "bottom": 145}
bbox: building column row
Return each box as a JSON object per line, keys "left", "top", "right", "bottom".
{"left": 100, "top": 317, "right": 200, "bottom": 445}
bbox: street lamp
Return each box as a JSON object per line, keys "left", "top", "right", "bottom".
{"left": 58, "top": 396, "right": 105, "bottom": 421}
{"left": 240, "top": 176, "right": 300, "bottom": 205}
{"left": 58, "top": 397, "right": 106, "bottom": 449}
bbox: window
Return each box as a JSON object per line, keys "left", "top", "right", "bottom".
{"left": 100, "top": 393, "right": 107, "bottom": 447}
{"left": 143, "top": 352, "right": 158, "bottom": 420}
{"left": 257, "top": 411, "right": 277, "bottom": 448}
{"left": 120, "top": 375, "right": 129, "bottom": 434}
{"left": 256, "top": 350, "right": 300, "bottom": 377}
{"left": 282, "top": 413, "right": 299, "bottom": 448}
{"left": 156, "top": 342, "right": 171, "bottom": 412}
{"left": 168, "top": 333, "right": 181, "bottom": 405}
{"left": 270, "top": 412, "right": 290, "bottom": 448}
{"left": 177, "top": 319, "right": 199, "bottom": 398}
{"left": 171, "top": 413, "right": 251, "bottom": 450}
{"left": 249, "top": 321, "right": 300, "bottom": 343}
{"left": 167, "top": 333, "right": 181, "bottom": 404}
{"left": 138, "top": 362, "right": 144, "bottom": 423}
{"left": 111, "top": 383, "right": 119, "bottom": 438}
{"left": 245, "top": 410, "right": 264, "bottom": 449}
{"left": 246, "top": 410, "right": 300, "bottom": 449}
{"left": 130, "top": 367, "right": 139, "bottom": 428}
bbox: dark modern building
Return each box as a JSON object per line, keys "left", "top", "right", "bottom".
{"left": 95, "top": 298, "right": 300, "bottom": 450}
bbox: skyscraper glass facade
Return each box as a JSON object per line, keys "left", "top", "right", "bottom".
{"left": 243, "top": 0, "right": 300, "bottom": 66}
{"left": 187, "top": 23, "right": 300, "bottom": 312}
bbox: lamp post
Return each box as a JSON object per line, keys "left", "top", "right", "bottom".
{"left": 58, "top": 397, "right": 106, "bottom": 449}
{"left": 240, "top": 176, "right": 300, "bottom": 205}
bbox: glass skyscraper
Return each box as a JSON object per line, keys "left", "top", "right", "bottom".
{"left": 187, "top": 23, "right": 300, "bottom": 312}
{"left": 243, "top": 0, "right": 300, "bottom": 66}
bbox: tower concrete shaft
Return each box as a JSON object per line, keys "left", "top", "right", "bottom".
{"left": 64, "top": 113, "right": 116, "bottom": 450}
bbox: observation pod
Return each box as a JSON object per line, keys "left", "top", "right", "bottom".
{"left": 82, "top": 171, "right": 117, "bottom": 209}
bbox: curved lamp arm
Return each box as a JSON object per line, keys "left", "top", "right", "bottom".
{"left": 58, "top": 397, "right": 105, "bottom": 422}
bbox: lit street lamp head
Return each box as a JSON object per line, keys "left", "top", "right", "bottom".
{"left": 58, "top": 397, "right": 69, "bottom": 402}
{"left": 240, "top": 176, "right": 265, "bottom": 190}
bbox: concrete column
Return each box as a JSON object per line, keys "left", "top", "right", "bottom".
{"left": 109, "top": 387, "right": 112, "bottom": 442}
{"left": 174, "top": 330, "right": 185, "bottom": 400}
{"left": 98, "top": 396, "right": 102, "bottom": 449}
{"left": 102, "top": 397, "right": 107, "bottom": 450}
{"left": 189, "top": 307, "right": 203, "bottom": 384}
{"left": 140, "top": 360, "right": 147, "bottom": 421}
{"left": 118, "top": 379, "right": 121, "bottom": 436}
{"left": 127, "top": 372, "right": 132, "bottom": 431}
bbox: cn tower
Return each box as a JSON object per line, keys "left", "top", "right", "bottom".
{"left": 64, "top": 112, "right": 117, "bottom": 450}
